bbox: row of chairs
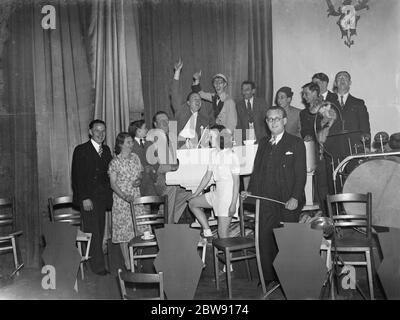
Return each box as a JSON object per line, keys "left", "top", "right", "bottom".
{"left": 1, "top": 192, "right": 376, "bottom": 300}
{"left": 0, "top": 197, "right": 23, "bottom": 276}
{"left": 208, "top": 192, "right": 376, "bottom": 300}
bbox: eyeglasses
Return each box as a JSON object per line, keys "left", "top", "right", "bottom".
{"left": 266, "top": 117, "right": 283, "bottom": 124}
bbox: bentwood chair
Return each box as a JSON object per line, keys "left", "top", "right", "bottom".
{"left": 128, "top": 196, "right": 168, "bottom": 272}
{"left": 48, "top": 196, "right": 92, "bottom": 280}
{"left": 118, "top": 268, "right": 164, "bottom": 300}
{"left": 212, "top": 195, "right": 266, "bottom": 299}
{"left": 0, "top": 197, "right": 23, "bottom": 276}
{"left": 327, "top": 192, "right": 375, "bottom": 300}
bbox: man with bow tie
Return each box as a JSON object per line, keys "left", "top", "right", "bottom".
{"left": 191, "top": 70, "right": 237, "bottom": 134}
{"left": 242, "top": 106, "right": 306, "bottom": 290}
{"left": 71, "top": 119, "right": 113, "bottom": 275}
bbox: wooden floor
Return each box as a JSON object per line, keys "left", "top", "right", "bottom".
{"left": 0, "top": 242, "right": 384, "bottom": 300}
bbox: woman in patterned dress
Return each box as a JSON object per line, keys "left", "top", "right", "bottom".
{"left": 108, "top": 132, "right": 149, "bottom": 270}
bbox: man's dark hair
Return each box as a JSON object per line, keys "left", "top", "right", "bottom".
{"left": 241, "top": 81, "right": 256, "bottom": 90}
{"left": 335, "top": 70, "right": 351, "bottom": 81}
{"left": 89, "top": 119, "right": 106, "bottom": 129}
{"left": 186, "top": 91, "right": 200, "bottom": 102}
{"left": 312, "top": 72, "right": 329, "bottom": 83}
{"left": 128, "top": 120, "right": 145, "bottom": 138}
{"left": 266, "top": 106, "right": 287, "bottom": 119}
{"left": 114, "top": 132, "right": 131, "bottom": 155}
{"left": 302, "top": 82, "right": 320, "bottom": 96}
{"left": 152, "top": 111, "right": 169, "bottom": 128}
{"left": 210, "top": 124, "right": 231, "bottom": 150}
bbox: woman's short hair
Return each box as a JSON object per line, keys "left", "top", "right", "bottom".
{"left": 114, "top": 132, "right": 131, "bottom": 155}
{"left": 210, "top": 124, "right": 231, "bottom": 149}
{"left": 128, "top": 120, "right": 145, "bottom": 138}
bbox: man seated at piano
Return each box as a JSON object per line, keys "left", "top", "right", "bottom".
{"left": 170, "top": 58, "right": 215, "bottom": 149}
{"left": 188, "top": 125, "right": 240, "bottom": 240}
{"left": 146, "top": 111, "right": 192, "bottom": 224}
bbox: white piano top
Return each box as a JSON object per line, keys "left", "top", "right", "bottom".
{"left": 166, "top": 144, "right": 258, "bottom": 192}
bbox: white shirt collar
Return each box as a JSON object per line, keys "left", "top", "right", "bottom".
{"left": 134, "top": 137, "right": 142, "bottom": 144}
{"left": 321, "top": 91, "right": 328, "bottom": 100}
{"left": 91, "top": 139, "right": 101, "bottom": 152}
{"left": 246, "top": 96, "right": 254, "bottom": 107}
{"left": 270, "top": 131, "right": 284, "bottom": 145}
{"left": 338, "top": 92, "right": 349, "bottom": 105}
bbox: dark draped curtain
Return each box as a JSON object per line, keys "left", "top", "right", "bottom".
{"left": 88, "top": 0, "right": 144, "bottom": 150}
{"left": 3, "top": 0, "right": 92, "bottom": 267}
{"left": 137, "top": 0, "right": 273, "bottom": 125}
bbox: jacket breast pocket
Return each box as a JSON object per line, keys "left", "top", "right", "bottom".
{"left": 282, "top": 153, "right": 294, "bottom": 168}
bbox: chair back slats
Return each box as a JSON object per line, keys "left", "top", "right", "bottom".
{"left": 327, "top": 192, "right": 372, "bottom": 239}
{"left": 51, "top": 196, "right": 73, "bottom": 206}
{"left": 48, "top": 196, "right": 81, "bottom": 226}
{"left": 136, "top": 219, "right": 165, "bottom": 227}
{"left": 132, "top": 196, "right": 166, "bottom": 206}
{"left": 130, "top": 196, "right": 168, "bottom": 236}
{"left": 0, "top": 197, "right": 16, "bottom": 231}
{"left": 118, "top": 269, "right": 164, "bottom": 300}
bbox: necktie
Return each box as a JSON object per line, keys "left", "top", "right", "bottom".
{"left": 140, "top": 138, "right": 145, "bottom": 148}
{"left": 246, "top": 99, "right": 254, "bottom": 123}
{"left": 340, "top": 95, "right": 344, "bottom": 108}
{"left": 269, "top": 136, "right": 276, "bottom": 145}
{"left": 213, "top": 95, "right": 223, "bottom": 118}
{"left": 98, "top": 145, "right": 103, "bottom": 157}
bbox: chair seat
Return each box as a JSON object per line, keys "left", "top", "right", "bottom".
{"left": 333, "top": 236, "right": 372, "bottom": 251}
{"left": 129, "top": 236, "right": 158, "bottom": 247}
{"left": 212, "top": 236, "right": 254, "bottom": 251}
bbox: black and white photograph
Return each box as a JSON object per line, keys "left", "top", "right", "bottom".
{"left": 0, "top": 0, "right": 400, "bottom": 305}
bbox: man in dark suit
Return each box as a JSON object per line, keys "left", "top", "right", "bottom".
{"left": 325, "top": 71, "right": 371, "bottom": 165}
{"left": 312, "top": 72, "right": 337, "bottom": 104}
{"left": 236, "top": 81, "right": 268, "bottom": 143}
{"left": 71, "top": 119, "right": 112, "bottom": 275}
{"left": 236, "top": 81, "right": 268, "bottom": 190}
{"left": 243, "top": 106, "right": 306, "bottom": 290}
{"left": 171, "top": 59, "right": 215, "bottom": 148}
{"left": 128, "top": 120, "right": 157, "bottom": 196}
{"left": 148, "top": 111, "right": 192, "bottom": 223}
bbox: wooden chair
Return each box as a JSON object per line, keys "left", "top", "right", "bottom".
{"left": 212, "top": 195, "right": 263, "bottom": 299}
{"left": 128, "top": 196, "right": 168, "bottom": 272}
{"left": 48, "top": 196, "right": 81, "bottom": 226}
{"left": 327, "top": 192, "right": 375, "bottom": 300}
{"left": 118, "top": 268, "right": 164, "bottom": 300}
{"left": 0, "top": 197, "right": 23, "bottom": 276}
{"left": 48, "top": 196, "right": 92, "bottom": 280}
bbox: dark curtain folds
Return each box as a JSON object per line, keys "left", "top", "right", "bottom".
{"left": 3, "top": 0, "right": 93, "bottom": 267}
{"left": 88, "top": 0, "right": 144, "bottom": 150}
{"left": 137, "top": 0, "right": 273, "bottom": 125}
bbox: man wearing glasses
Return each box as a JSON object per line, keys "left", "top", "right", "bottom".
{"left": 242, "top": 106, "right": 307, "bottom": 291}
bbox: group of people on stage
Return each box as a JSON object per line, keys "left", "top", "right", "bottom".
{"left": 71, "top": 59, "right": 372, "bottom": 290}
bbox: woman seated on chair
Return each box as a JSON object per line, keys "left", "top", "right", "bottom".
{"left": 108, "top": 132, "right": 150, "bottom": 271}
{"left": 188, "top": 125, "right": 240, "bottom": 239}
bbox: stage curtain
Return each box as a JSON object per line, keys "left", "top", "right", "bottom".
{"left": 88, "top": 0, "right": 144, "bottom": 149}
{"left": 3, "top": 0, "right": 93, "bottom": 267}
{"left": 137, "top": 0, "right": 273, "bottom": 126}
